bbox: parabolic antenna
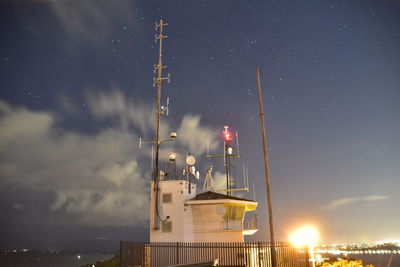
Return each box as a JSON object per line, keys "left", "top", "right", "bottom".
{"left": 216, "top": 205, "right": 226, "bottom": 216}
{"left": 186, "top": 155, "right": 196, "bottom": 166}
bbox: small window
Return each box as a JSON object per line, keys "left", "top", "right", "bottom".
{"left": 223, "top": 205, "right": 245, "bottom": 221}
{"left": 162, "top": 193, "right": 172, "bottom": 203}
{"left": 161, "top": 221, "right": 172, "bottom": 233}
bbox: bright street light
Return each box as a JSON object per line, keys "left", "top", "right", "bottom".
{"left": 289, "top": 225, "right": 319, "bottom": 267}
{"left": 289, "top": 225, "right": 319, "bottom": 248}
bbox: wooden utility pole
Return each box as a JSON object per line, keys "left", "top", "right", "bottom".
{"left": 256, "top": 67, "right": 277, "bottom": 267}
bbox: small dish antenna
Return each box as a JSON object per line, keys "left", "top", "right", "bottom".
{"left": 186, "top": 155, "right": 196, "bottom": 166}
{"left": 169, "top": 152, "right": 176, "bottom": 161}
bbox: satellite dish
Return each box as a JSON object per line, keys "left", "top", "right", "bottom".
{"left": 186, "top": 155, "right": 196, "bottom": 166}
{"left": 216, "top": 205, "right": 226, "bottom": 216}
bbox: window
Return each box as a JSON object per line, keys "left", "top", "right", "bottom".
{"left": 223, "top": 205, "right": 245, "bottom": 221}
{"left": 161, "top": 221, "right": 172, "bottom": 233}
{"left": 162, "top": 193, "right": 172, "bottom": 203}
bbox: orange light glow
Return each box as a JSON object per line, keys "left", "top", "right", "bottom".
{"left": 289, "top": 225, "right": 319, "bottom": 248}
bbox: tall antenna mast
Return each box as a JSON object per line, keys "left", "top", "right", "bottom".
{"left": 153, "top": 19, "right": 170, "bottom": 183}
{"left": 144, "top": 19, "right": 173, "bottom": 231}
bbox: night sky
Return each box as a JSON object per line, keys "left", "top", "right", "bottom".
{"left": 1, "top": 0, "right": 399, "bottom": 251}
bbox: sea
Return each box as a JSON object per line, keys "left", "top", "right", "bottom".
{"left": 1, "top": 252, "right": 399, "bottom": 267}
{"left": 1, "top": 251, "right": 116, "bottom": 267}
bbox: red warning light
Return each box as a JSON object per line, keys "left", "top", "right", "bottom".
{"left": 224, "top": 132, "right": 232, "bottom": 141}
{"left": 222, "top": 126, "right": 233, "bottom": 142}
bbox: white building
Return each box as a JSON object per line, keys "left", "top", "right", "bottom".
{"left": 150, "top": 178, "right": 258, "bottom": 242}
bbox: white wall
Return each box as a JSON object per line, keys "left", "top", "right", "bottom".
{"left": 149, "top": 180, "right": 252, "bottom": 243}
{"left": 150, "top": 180, "right": 197, "bottom": 242}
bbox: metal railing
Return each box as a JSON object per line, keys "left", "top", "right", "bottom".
{"left": 244, "top": 215, "right": 258, "bottom": 231}
{"left": 120, "top": 242, "right": 309, "bottom": 267}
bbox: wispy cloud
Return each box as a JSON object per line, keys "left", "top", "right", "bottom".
{"left": 323, "top": 195, "right": 388, "bottom": 210}
{"left": 177, "top": 114, "right": 219, "bottom": 157}
{"left": 0, "top": 90, "right": 219, "bottom": 226}
{"left": 2, "top": 0, "right": 137, "bottom": 43}
{"left": 86, "top": 89, "right": 156, "bottom": 135}
{"left": 0, "top": 99, "right": 148, "bottom": 226}
{"left": 49, "top": 0, "right": 135, "bottom": 41}
{"left": 86, "top": 89, "right": 219, "bottom": 156}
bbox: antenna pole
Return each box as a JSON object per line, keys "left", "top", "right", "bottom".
{"left": 243, "top": 164, "right": 246, "bottom": 188}
{"left": 246, "top": 166, "right": 249, "bottom": 189}
{"left": 154, "top": 19, "right": 169, "bottom": 183}
{"left": 256, "top": 67, "right": 277, "bottom": 267}
{"left": 252, "top": 182, "right": 256, "bottom": 202}
{"left": 152, "top": 19, "right": 170, "bottom": 230}
{"left": 236, "top": 132, "right": 240, "bottom": 156}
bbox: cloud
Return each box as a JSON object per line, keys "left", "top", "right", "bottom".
{"left": 12, "top": 203, "right": 24, "bottom": 210}
{"left": 0, "top": 91, "right": 219, "bottom": 227}
{"left": 0, "top": 102, "right": 53, "bottom": 145}
{"left": 86, "top": 90, "right": 219, "bottom": 156}
{"left": 49, "top": 0, "right": 134, "bottom": 41}
{"left": 0, "top": 99, "right": 148, "bottom": 226}
{"left": 58, "top": 94, "right": 77, "bottom": 114}
{"left": 86, "top": 89, "right": 156, "bottom": 135}
{"left": 177, "top": 114, "right": 218, "bottom": 156}
{"left": 323, "top": 195, "right": 388, "bottom": 210}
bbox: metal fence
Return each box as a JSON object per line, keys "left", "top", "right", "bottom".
{"left": 120, "top": 242, "right": 309, "bottom": 267}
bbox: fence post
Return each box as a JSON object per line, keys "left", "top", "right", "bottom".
{"left": 304, "top": 246, "right": 310, "bottom": 267}
{"left": 120, "top": 241, "right": 123, "bottom": 267}
{"left": 142, "top": 243, "right": 147, "bottom": 267}
{"left": 176, "top": 242, "right": 180, "bottom": 265}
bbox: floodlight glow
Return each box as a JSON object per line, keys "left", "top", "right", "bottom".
{"left": 289, "top": 225, "right": 319, "bottom": 248}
